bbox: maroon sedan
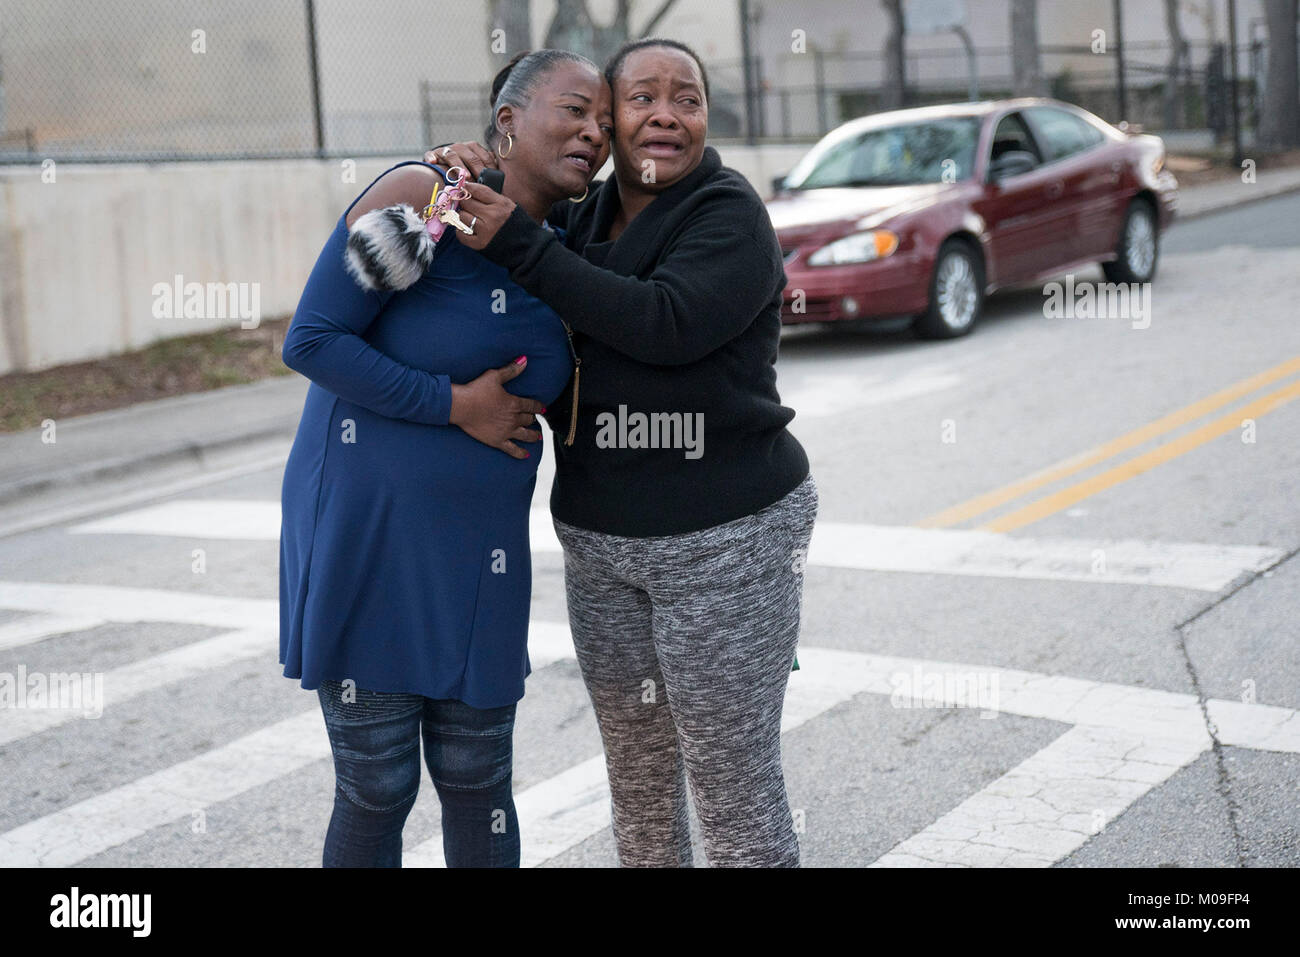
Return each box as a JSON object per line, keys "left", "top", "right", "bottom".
{"left": 767, "top": 98, "right": 1178, "bottom": 338}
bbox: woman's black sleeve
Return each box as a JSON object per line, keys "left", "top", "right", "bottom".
{"left": 479, "top": 196, "right": 782, "bottom": 367}
{"left": 544, "top": 198, "right": 573, "bottom": 234}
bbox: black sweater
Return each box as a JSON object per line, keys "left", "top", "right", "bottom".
{"left": 479, "top": 146, "right": 809, "bottom": 537}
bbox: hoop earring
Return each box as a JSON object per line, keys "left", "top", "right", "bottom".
{"left": 496, "top": 132, "right": 514, "bottom": 159}
{"left": 569, "top": 187, "right": 588, "bottom": 204}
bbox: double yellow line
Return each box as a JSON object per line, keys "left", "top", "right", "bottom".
{"left": 920, "top": 355, "right": 1300, "bottom": 533}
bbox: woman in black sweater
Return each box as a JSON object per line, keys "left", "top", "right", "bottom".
{"left": 433, "top": 39, "right": 816, "bottom": 867}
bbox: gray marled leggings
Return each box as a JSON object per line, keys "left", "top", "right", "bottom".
{"left": 552, "top": 474, "right": 818, "bottom": 867}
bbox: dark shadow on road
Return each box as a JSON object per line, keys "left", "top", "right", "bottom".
{"left": 1164, "top": 190, "right": 1300, "bottom": 252}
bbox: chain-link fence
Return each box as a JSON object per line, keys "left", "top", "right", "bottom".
{"left": 726, "top": 37, "right": 1273, "bottom": 144}
{"left": 2, "top": 0, "right": 311, "bottom": 160}
{"left": 0, "top": 0, "right": 756, "bottom": 162}
{"left": 0, "top": 0, "right": 1287, "bottom": 162}
{"left": 0, "top": 0, "right": 496, "bottom": 162}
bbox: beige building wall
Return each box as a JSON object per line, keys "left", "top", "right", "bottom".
{"left": 0, "top": 140, "right": 810, "bottom": 374}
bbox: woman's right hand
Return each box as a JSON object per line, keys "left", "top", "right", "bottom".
{"left": 424, "top": 142, "right": 498, "bottom": 180}
{"left": 449, "top": 356, "right": 545, "bottom": 459}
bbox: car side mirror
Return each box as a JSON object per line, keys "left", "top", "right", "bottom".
{"left": 987, "top": 151, "right": 1038, "bottom": 182}
{"left": 771, "top": 173, "right": 788, "bottom": 194}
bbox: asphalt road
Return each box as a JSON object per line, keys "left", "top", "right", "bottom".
{"left": 1, "top": 192, "right": 1298, "bottom": 868}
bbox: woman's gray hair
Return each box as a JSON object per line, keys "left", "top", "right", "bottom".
{"left": 484, "top": 49, "right": 599, "bottom": 148}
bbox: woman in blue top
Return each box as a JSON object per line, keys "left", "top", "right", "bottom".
{"left": 278, "top": 50, "right": 611, "bottom": 867}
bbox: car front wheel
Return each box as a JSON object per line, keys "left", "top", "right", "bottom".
{"left": 1102, "top": 198, "right": 1159, "bottom": 284}
{"left": 912, "top": 240, "right": 984, "bottom": 340}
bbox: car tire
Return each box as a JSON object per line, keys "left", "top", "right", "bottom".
{"left": 1102, "top": 197, "right": 1159, "bottom": 284}
{"left": 912, "top": 239, "right": 984, "bottom": 340}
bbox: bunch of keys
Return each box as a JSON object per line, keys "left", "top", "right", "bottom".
{"left": 421, "top": 166, "right": 474, "bottom": 240}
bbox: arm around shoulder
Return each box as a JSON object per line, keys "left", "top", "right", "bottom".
{"left": 481, "top": 192, "right": 783, "bottom": 365}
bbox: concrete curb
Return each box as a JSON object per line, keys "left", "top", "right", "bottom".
{"left": 0, "top": 421, "right": 298, "bottom": 507}
{"left": 1174, "top": 173, "right": 1300, "bottom": 221}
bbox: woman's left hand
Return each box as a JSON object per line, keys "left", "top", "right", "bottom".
{"left": 455, "top": 181, "right": 517, "bottom": 251}
{"left": 423, "top": 142, "right": 498, "bottom": 181}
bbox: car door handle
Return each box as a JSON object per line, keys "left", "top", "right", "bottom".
{"left": 1045, "top": 181, "right": 1064, "bottom": 199}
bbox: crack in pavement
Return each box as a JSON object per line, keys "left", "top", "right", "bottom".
{"left": 1170, "top": 541, "right": 1300, "bottom": 867}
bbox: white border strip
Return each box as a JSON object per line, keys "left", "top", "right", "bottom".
{"left": 69, "top": 501, "right": 1283, "bottom": 591}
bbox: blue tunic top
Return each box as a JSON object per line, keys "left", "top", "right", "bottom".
{"left": 278, "top": 161, "right": 572, "bottom": 708}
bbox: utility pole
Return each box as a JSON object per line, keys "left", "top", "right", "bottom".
{"left": 305, "top": 0, "right": 325, "bottom": 157}
{"left": 1113, "top": 0, "right": 1128, "bottom": 120}
{"left": 1226, "top": 0, "right": 1243, "bottom": 165}
{"left": 739, "top": 0, "right": 757, "bottom": 145}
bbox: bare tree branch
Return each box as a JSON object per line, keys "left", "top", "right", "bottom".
{"left": 638, "top": 0, "right": 681, "bottom": 38}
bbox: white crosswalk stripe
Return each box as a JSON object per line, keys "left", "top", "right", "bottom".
{"left": 0, "top": 614, "right": 106, "bottom": 652}
{"left": 0, "top": 627, "right": 271, "bottom": 746}
{"left": 0, "top": 581, "right": 273, "bottom": 630}
{"left": 872, "top": 725, "right": 1208, "bottom": 867}
{"left": 779, "top": 366, "right": 962, "bottom": 419}
{"left": 406, "top": 646, "right": 899, "bottom": 867}
{"left": 0, "top": 585, "right": 579, "bottom": 749}
{"left": 2, "top": 578, "right": 1296, "bottom": 867}
{"left": 0, "top": 709, "right": 329, "bottom": 867}
{"left": 69, "top": 499, "right": 1284, "bottom": 591}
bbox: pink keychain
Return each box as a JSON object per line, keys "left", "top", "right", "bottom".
{"left": 421, "top": 166, "right": 473, "bottom": 241}
{"left": 345, "top": 165, "right": 473, "bottom": 291}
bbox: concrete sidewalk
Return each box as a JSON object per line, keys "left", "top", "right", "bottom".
{"left": 0, "top": 376, "right": 307, "bottom": 507}
{"left": 2, "top": 168, "right": 1299, "bottom": 511}
{"left": 1175, "top": 163, "right": 1300, "bottom": 219}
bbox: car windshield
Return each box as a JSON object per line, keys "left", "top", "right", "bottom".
{"left": 785, "top": 117, "right": 982, "bottom": 189}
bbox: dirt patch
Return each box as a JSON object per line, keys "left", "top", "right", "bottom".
{"left": 0, "top": 318, "right": 293, "bottom": 434}
{"left": 1166, "top": 149, "right": 1300, "bottom": 188}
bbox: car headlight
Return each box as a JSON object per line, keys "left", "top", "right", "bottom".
{"left": 807, "top": 230, "right": 899, "bottom": 266}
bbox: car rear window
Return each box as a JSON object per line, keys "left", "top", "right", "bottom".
{"left": 786, "top": 117, "right": 982, "bottom": 189}
{"left": 1024, "top": 107, "right": 1105, "bottom": 161}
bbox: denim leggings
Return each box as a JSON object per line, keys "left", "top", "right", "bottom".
{"left": 316, "top": 678, "right": 519, "bottom": 867}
